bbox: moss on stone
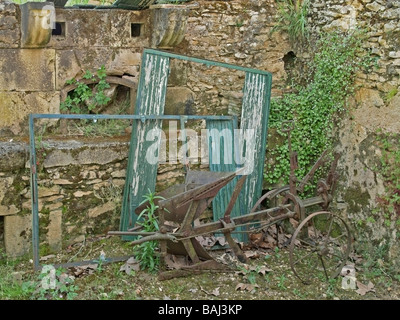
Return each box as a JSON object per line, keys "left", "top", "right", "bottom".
{"left": 1, "top": 172, "right": 28, "bottom": 207}
{"left": 343, "top": 183, "right": 371, "bottom": 214}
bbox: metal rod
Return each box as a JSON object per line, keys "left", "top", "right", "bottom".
{"left": 30, "top": 114, "right": 236, "bottom": 121}
{"left": 130, "top": 233, "right": 177, "bottom": 245}
{"left": 179, "top": 206, "right": 294, "bottom": 240}
{"left": 43, "top": 256, "right": 133, "bottom": 270}
{"left": 29, "top": 114, "right": 40, "bottom": 271}
{"left": 108, "top": 231, "right": 157, "bottom": 236}
{"left": 302, "top": 195, "right": 332, "bottom": 207}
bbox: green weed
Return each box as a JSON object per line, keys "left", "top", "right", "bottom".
{"left": 272, "top": 0, "right": 310, "bottom": 43}
{"left": 133, "top": 191, "right": 165, "bottom": 273}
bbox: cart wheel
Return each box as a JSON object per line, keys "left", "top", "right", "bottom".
{"left": 289, "top": 211, "right": 352, "bottom": 284}
{"left": 250, "top": 186, "right": 290, "bottom": 213}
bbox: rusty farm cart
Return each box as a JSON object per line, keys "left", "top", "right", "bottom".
{"left": 110, "top": 132, "right": 352, "bottom": 284}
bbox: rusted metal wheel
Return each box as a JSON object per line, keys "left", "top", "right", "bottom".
{"left": 250, "top": 186, "right": 290, "bottom": 213}
{"left": 289, "top": 211, "right": 352, "bottom": 284}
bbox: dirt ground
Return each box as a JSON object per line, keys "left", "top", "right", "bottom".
{"left": 3, "top": 233, "right": 399, "bottom": 301}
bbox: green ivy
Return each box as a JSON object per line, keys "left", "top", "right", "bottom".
{"left": 265, "top": 29, "right": 373, "bottom": 191}
{"left": 60, "top": 65, "right": 111, "bottom": 114}
{"left": 375, "top": 131, "right": 400, "bottom": 226}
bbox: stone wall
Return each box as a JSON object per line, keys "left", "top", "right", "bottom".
{"left": 307, "top": 0, "right": 400, "bottom": 262}
{"left": 0, "top": 139, "right": 130, "bottom": 257}
{"left": 0, "top": 1, "right": 150, "bottom": 136}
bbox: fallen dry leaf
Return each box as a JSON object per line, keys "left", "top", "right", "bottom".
{"left": 211, "top": 287, "right": 220, "bottom": 297}
{"left": 164, "top": 220, "right": 180, "bottom": 233}
{"left": 196, "top": 236, "right": 217, "bottom": 248}
{"left": 165, "top": 254, "right": 189, "bottom": 269}
{"left": 250, "top": 233, "right": 263, "bottom": 246}
{"left": 356, "top": 281, "right": 375, "bottom": 296}
{"left": 71, "top": 264, "right": 98, "bottom": 277}
{"left": 215, "top": 237, "right": 227, "bottom": 247}
{"left": 135, "top": 286, "right": 143, "bottom": 295}
{"left": 200, "top": 286, "right": 220, "bottom": 296}
{"left": 120, "top": 257, "right": 140, "bottom": 275}
{"left": 256, "top": 266, "right": 272, "bottom": 276}
{"left": 259, "top": 240, "right": 275, "bottom": 249}
{"left": 244, "top": 250, "right": 260, "bottom": 259}
{"left": 289, "top": 218, "right": 299, "bottom": 229}
{"left": 269, "top": 225, "right": 277, "bottom": 234}
{"left": 235, "top": 283, "right": 259, "bottom": 292}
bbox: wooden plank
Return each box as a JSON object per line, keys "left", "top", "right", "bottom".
{"left": 120, "top": 52, "right": 170, "bottom": 236}
{"left": 239, "top": 72, "right": 272, "bottom": 213}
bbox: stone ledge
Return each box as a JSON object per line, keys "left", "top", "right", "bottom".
{"left": 42, "top": 139, "right": 130, "bottom": 168}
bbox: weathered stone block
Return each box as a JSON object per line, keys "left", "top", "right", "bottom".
{"left": 55, "top": 49, "right": 82, "bottom": 90}
{"left": 49, "top": 8, "right": 115, "bottom": 48}
{"left": 20, "top": 2, "right": 54, "bottom": 48}
{"left": 111, "top": 169, "right": 126, "bottom": 178}
{"left": 4, "top": 214, "right": 32, "bottom": 257}
{"left": 168, "top": 59, "right": 188, "bottom": 86}
{"left": 42, "top": 140, "right": 129, "bottom": 168}
{"left": 0, "top": 91, "right": 59, "bottom": 135}
{"left": 164, "top": 87, "right": 195, "bottom": 115}
{"left": 38, "top": 185, "right": 61, "bottom": 197}
{"left": 0, "top": 28, "right": 19, "bottom": 48}
{"left": 150, "top": 4, "right": 189, "bottom": 48}
{"left": 0, "top": 203, "right": 18, "bottom": 216}
{"left": 73, "top": 190, "right": 92, "bottom": 198}
{"left": 0, "top": 1, "right": 18, "bottom": 14}
{"left": 0, "top": 10, "right": 20, "bottom": 48}
{"left": 0, "top": 2, "right": 20, "bottom": 44}
{"left": 0, "top": 142, "right": 28, "bottom": 171}
{"left": 0, "top": 49, "right": 55, "bottom": 91}
{"left": 366, "top": 2, "right": 385, "bottom": 12}
{"left": 88, "top": 202, "right": 115, "bottom": 218}
{"left": 353, "top": 88, "right": 400, "bottom": 133}
{"left": 108, "top": 50, "right": 141, "bottom": 77}
{"left": 109, "top": 9, "right": 149, "bottom": 48}
{"left": 0, "top": 176, "right": 13, "bottom": 206}
{"left": 56, "top": 48, "right": 141, "bottom": 90}
{"left": 47, "top": 209, "right": 62, "bottom": 252}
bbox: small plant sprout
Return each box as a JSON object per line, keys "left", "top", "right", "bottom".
{"left": 133, "top": 190, "right": 166, "bottom": 272}
{"left": 60, "top": 65, "right": 111, "bottom": 114}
